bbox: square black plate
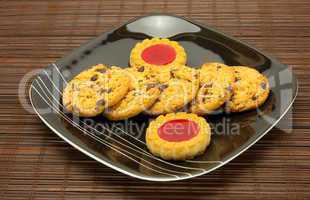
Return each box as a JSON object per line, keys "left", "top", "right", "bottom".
{"left": 29, "top": 14, "right": 298, "bottom": 181}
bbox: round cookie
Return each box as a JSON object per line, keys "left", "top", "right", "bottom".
{"left": 190, "top": 63, "right": 235, "bottom": 115}
{"left": 146, "top": 112, "right": 211, "bottom": 160}
{"left": 226, "top": 66, "right": 270, "bottom": 112}
{"left": 130, "top": 38, "right": 187, "bottom": 72}
{"left": 146, "top": 65, "right": 199, "bottom": 115}
{"left": 62, "top": 64, "right": 130, "bottom": 117}
{"left": 63, "top": 64, "right": 109, "bottom": 112}
{"left": 96, "top": 66, "right": 131, "bottom": 108}
{"left": 70, "top": 81, "right": 106, "bottom": 117}
{"left": 104, "top": 68, "right": 161, "bottom": 121}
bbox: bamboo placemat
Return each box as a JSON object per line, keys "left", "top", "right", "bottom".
{"left": 0, "top": 0, "right": 309, "bottom": 199}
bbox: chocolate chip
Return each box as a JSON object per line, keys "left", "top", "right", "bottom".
{"left": 99, "top": 88, "right": 112, "bottom": 94}
{"left": 96, "top": 68, "right": 107, "bottom": 73}
{"left": 106, "top": 88, "right": 112, "bottom": 93}
{"left": 203, "top": 97, "right": 211, "bottom": 102}
{"left": 96, "top": 99, "right": 105, "bottom": 106}
{"left": 137, "top": 66, "right": 145, "bottom": 72}
{"left": 99, "top": 89, "right": 107, "bottom": 94}
{"left": 146, "top": 83, "right": 157, "bottom": 90}
{"left": 159, "top": 84, "right": 169, "bottom": 91}
{"left": 261, "top": 82, "right": 266, "bottom": 90}
{"left": 170, "top": 71, "right": 175, "bottom": 78}
{"left": 204, "top": 83, "right": 213, "bottom": 88}
{"left": 90, "top": 74, "right": 98, "bottom": 81}
{"left": 235, "top": 77, "right": 241, "bottom": 82}
{"left": 252, "top": 95, "right": 258, "bottom": 101}
{"left": 99, "top": 89, "right": 106, "bottom": 94}
{"left": 217, "top": 65, "right": 222, "bottom": 70}
{"left": 230, "top": 94, "right": 235, "bottom": 101}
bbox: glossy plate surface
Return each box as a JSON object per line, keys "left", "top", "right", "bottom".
{"left": 29, "top": 15, "right": 298, "bottom": 181}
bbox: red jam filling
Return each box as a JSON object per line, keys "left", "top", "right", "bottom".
{"left": 158, "top": 119, "right": 200, "bottom": 142}
{"left": 141, "top": 44, "right": 176, "bottom": 65}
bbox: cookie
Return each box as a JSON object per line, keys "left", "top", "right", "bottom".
{"left": 190, "top": 63, "right": 235, "bottom": 115}
{"left": 96, "top": 66, "right": 131, "bottom": 108}
{"left": 63, "top": 64, "right": 109, "bottom": 112}
{"left": 146, "top": 65, "right": 199, "bottom": 115}
{"left": 226, "top": 66, "right": 270, "bottom": 112}
{"left": 104, "top": 68, "right": 161, "bottom": 121}
{"left": 62, "top": 64, "right": 130, "bottom": 117}
{"left": 130, "top": 38, "right": 187, "bottom": 72}
{"left": 70, "top": 81, "right": 106, "bottom": 117}
{"left": 146, "top": 112, "right": 211, "bottom": 160}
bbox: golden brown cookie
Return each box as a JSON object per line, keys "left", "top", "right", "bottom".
{"left": 130, "top": 38, "right": 187, "bottom": 72}
{"left": 146, "top": 112, "right": 211, "bottom": 160}
{"left": 104, "top": 68, "right": 161, "bottom": 121}
{"left": 190, "top": 63, "right": 235, "bottom": 115}
{"left": 63, "top": 64, "right": 109, "bottom": 112}
{"left": 226, "top": 66, "right": 270, "bottom": 112}
{"left": 70, "top": 81, "right": 106, "bottom": 117}
{"left": 62, "top": 64, "right": 130, "bottom": 117}
{"left": 146, "top": 65, "right": 199, "bottom": 115}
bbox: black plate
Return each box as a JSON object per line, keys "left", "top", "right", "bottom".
{"left": 29, "top": 14, "right": 298, "bottom": 181}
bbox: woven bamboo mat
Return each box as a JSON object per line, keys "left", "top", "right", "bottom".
{"left": 0, "top": 0, "right": 309, "bottom": 199}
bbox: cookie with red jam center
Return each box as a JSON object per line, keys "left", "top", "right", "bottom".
{"left": 146, "top": 112, "right": 211, "bottom": 160}
{"left": 130, "top": 38, "right": 187, "bottom": 72}
{"left": 141, "top": 44, "right": 176, "bottom": 65}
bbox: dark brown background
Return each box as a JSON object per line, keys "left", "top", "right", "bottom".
{"left": 0, "top": 0, "right": 309, "bottom": 199}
